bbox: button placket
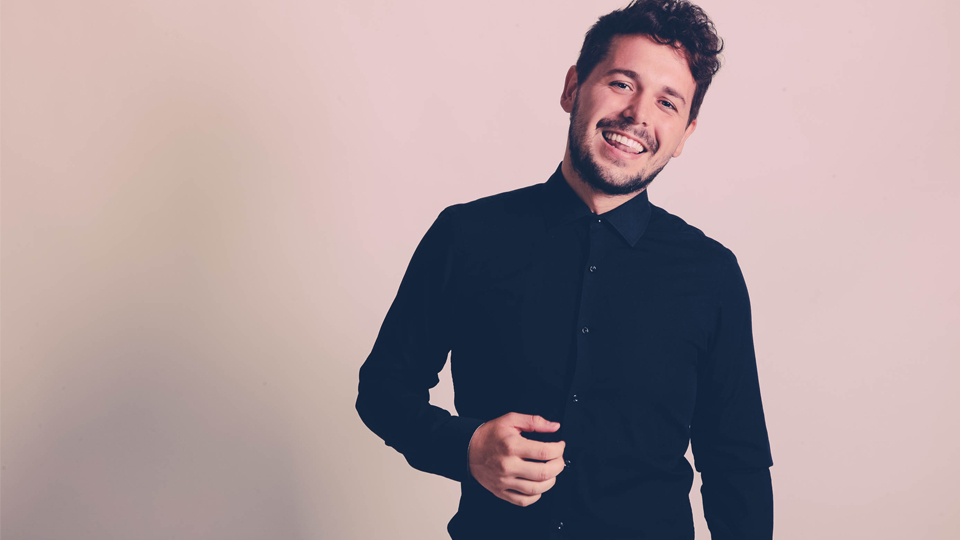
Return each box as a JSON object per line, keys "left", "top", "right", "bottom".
{"left": 551, "top": 215, "right": 600, "bottom": 540}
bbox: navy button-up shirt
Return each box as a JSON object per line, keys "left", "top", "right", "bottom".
{"left": 357, "top": 165, "right": 773, "bottom": 539}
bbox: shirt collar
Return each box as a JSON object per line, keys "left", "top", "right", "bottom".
{"left": 543, "top": 164, "right": 652, "bottom": 247}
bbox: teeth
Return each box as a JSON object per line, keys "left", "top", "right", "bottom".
{"left": 603, "top": 132, "right": 644, "bottom": 153}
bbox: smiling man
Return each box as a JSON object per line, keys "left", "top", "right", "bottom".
{"left": 563, "top": 35, "right": 698, "bottom": 202}
{"left": 356, "top": 1, "right": 774, "bottom": 539}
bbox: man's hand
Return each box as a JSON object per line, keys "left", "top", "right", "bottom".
{"left": 467, "top": 412, "right": 566, "bottom": 507}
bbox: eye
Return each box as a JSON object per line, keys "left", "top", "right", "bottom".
{"left": 659, "top": 99, "right": 677, "bottom": 111}
{"left": 610, "top": 81, "right": 632, "bottom": 91}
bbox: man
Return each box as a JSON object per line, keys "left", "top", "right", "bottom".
{"left": 356, "top": 1, "right": 774, "bottom": 539}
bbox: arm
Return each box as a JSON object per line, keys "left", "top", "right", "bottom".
{"left": 690, "top": 252, "right": 774, "bottom": 540}
{"left": 355, "top": 207, "right": 484, "bottom": 483}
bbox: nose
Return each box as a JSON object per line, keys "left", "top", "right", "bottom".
{"left": 621, "top": 94, "right": 651, "bottom": 126}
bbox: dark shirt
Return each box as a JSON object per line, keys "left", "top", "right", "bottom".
{"left": 356, "top": 165, "right": 774, "bottom": 540}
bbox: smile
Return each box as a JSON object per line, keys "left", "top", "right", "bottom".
{"left": 602, "top": 131, "right": 646, "bottom": 155}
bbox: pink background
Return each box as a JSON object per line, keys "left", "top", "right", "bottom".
{"left": 2, "top": 0, "right": 958, "bottom": 538}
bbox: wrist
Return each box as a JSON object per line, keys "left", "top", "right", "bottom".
{"left": 466, "top": 421, "right": 486, "bottom": 479}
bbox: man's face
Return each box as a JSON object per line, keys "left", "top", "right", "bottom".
{"left": 561, "top": 34, "right": 699, "bottom": 195}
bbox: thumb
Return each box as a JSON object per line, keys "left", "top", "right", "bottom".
{"left": 510, "top": 413, "right": 560, "bottom": 433}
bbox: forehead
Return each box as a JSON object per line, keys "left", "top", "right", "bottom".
{"left": 597, "top": 34, "right": 696, "bottom": 97}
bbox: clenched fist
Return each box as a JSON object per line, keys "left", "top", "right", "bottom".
{"left": 467, "top": 412, "right": 566, "bottom": 507}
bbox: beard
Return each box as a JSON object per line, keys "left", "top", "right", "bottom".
{"left": 567, "top": 95, "right": 666, "bottom": 196}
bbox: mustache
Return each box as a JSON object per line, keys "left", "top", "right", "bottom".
{"left": 595, "top": 118, "right": 658, "bottom": 154}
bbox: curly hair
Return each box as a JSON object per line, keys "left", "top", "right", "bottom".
{"left": 575, "top": 0, "right": 724, "bottom": 124}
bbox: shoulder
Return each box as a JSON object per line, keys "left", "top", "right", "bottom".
{"left": 441, "top": 183, "right": 545, "bottom": 222}
{"left": 430, "top": 182, "right": 548, "bottom": 268}
{"left": 437, "top": 182, "right": 547, "bottom": 239}
{"left": 646, "top": 203, "right": 742, "bottom": 279}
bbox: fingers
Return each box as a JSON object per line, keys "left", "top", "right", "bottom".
{"left": 474, "top": 412, "right": 567, "bottom": 508}
{"left": 508, "top": 413, "right": 560, "bottom": 433}
{"left": 494, "top": 457, "right": 564, "bottom": 507}
{"left": 512, "top": 455, "right": 566, "bottom": 483}
{"left": 501, "top": 490, "right": 542, "bottom": 507}
{"left": 509, "top": 436, "right": 565, "bottom": 462}
{"left": 503, "top": 475, "right": 557, "bottom": 497}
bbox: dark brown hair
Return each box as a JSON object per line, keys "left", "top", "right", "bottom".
{"left": 575, "top": 0, "right": 724, "bottom": 124}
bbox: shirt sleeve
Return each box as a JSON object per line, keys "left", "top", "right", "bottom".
{"left": 690, "top": 251, "right": 774, "bottom": 540}
{"left": 355, "top": 207, "right": 485, "bottom": 483}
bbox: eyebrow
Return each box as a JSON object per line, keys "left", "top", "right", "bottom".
{"left": 604, "top": 69, "right": 688, "bottom": 106}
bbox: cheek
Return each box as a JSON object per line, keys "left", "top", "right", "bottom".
{"left": 666, "top": 132, "right": 687, "bottom": 155}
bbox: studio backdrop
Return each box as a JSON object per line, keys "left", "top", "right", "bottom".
{"left": 2, "top": 1, "right": 958, "bottom": 539}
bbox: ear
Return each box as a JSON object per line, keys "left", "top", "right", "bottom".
{"left": 560, "top": 65, "right": 578, "bottom": 113}
{"left": 672, "top": 118, "right": 697, "bottom": 158}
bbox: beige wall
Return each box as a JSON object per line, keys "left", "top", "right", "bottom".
{"left": 2, "top": 1, "right": 958, "bottom": 538}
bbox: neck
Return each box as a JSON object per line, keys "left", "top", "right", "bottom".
{"left": 560, "top": 148, "right": 646, "bottom": 215}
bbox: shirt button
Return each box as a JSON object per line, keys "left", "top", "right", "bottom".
{"left": 572, "top": 394, "right": 578, "bottom": 402}
{"left": 564, "top": 458, "right": 572, "bottom": 466}
{"left": 588, "top": 265, "right": 597, "bottom": 272}
{"left": 581, "top": 326, "right": 589, "bottom": 334}
{"left": 557, "top": 521, "right": 564, "bottom": 530}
